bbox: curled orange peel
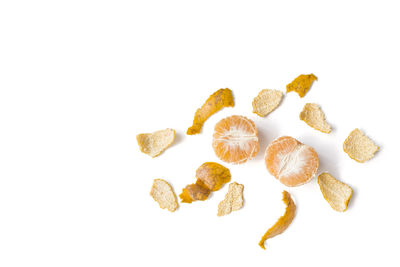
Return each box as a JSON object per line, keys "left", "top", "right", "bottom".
{"left": 179, "top": 162, "right": 231, "bottom": 203}
{"left": 259, "top": 191, "right": 296, "bottom": 249}
{"left": 187, "top": 88, "right": 234, "bottom": 135}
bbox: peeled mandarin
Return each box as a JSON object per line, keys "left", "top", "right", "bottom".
{"left": 212, "top": 115, "right": 259, "bottom": 164}
{"left": 264, "top": 136, "right": 319, "bottom": 187}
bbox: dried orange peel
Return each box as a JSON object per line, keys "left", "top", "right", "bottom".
{"left": 137, "top": 128, "right": 175, "bottom": 157}
{"left": 150, "top": 179, "right": 178, "bottom": 212}
{"left": 286, "top": 74, "right": 317, "bottom": 97}
{"left": 217, "top": 182, "right": 244, "bottom": 216}
{"left": 299, "top": 103, "right": 332, "bottom": 133}
{"left": 318, "top": 173, "right": 352, "bottom": 212}
{"left": 343, "top": 128, "right": 379, "bottom": 163}
{"left": 187, "top": 88, "right": 234, "bottom": 135}
{"left": 252, "top": 89, "right": 283, "bottom": 117}
{"left": 179, "top": 183, "right": 211, "bottom": 203}
{"left": 179, "top": 162, "right": 231, "bottom": 203}
{"left": 259, "top": 191, "right": 296, "bottom": 249}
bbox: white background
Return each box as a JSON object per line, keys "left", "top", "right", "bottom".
{"left": 1, "top": 1, "right": 399, "bottom": 266}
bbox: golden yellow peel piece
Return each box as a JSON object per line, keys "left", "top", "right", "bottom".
{"left": 318, "top": 173, "right": 353, "bottom": 212}
{"left": 343, "top": 128, "right": 379, "bottom": 163}
{"left": 187, "top": 88, "right": 234, "bottom": 135}
{"left": 286, "top": 74, "right": 317, "bottom": 97}
{"left": 259, "top": 191, "right": 296, "bottom": 250}
{"left": 179, "top": 162, "right": 231, "bottom": 203}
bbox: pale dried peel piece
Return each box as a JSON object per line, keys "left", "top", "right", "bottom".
{"left": 318, "top": 173, "right": 352, "bottom": 212}
{"left": 286, "top": 74, "right": 317, "bottom": 97}
{"left": 150, "top": 179, "right": 178, "bottom": 212}
{"left": 187, "top": 88, "right": 234, "bottom": 135}
{"left": 259, "top": 191, "right": 296, "bottom": 250}
{"left": 299, "top": 103, "right": 332, "bottom": 133}
{"left": 217, "top": 182, "right": 244, "bottom": 216}
{"left": 137, "top": 128, "right": 175, "bottom": 157}
{"left": 179, "top": 162, "right": 231, "bottom": 203}
{"left": 252, "top": 89, "right": 283, "bottom": 117}
{"left": 343, "top": 128, "right": 379, "bottom": 163}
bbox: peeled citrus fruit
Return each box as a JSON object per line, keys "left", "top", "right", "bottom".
{"left": 264, "top": 136, "right": 319, "bottom": 187}
{"left": 212, "top": 115, "right": 259, "bottom": 164}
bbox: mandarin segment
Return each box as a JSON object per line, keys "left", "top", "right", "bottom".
{"left": 318, "top": 173, "right": 353, "bottom": 212}
{"left": 286, "top": 74, "right": 317, "bottom": 97}
{"left": 343, "top": 128, "right": 379, "bottom": 163}
{"left": 179, "top": 162, "right": 231, "bottom": 204}
{"left": 264, "top": 136, "right": 319, "bottom": 187}
{"left": 252, "top": 89, "right": 283, "bottom": 117}
{"left": 212, "top": 115, "right": 259, "bottom": 164}
{"left": 187, "top": 88, "right": 234, "bottom": 135}
{"left": 136, "top": 128, "right": 175, "bottom": 158}
{"left": 259, "top": 191, "right": 296, "bottom": 249}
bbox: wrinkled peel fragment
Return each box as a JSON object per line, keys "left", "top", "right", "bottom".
{"left": 150, "top": 179, "right": 178, "bottom": 212}
{"left": 217, "top": 182, "right": 244, "bottom": 216}
{"left": 187, "top": 88, "right": 234, "bottom": 135}
{"left": 196, "top": 162, "right": 232, "bottom": 191}
{"left": 252, "top": 89, "right": 283, "bottom": 117}
{"left": 259, "top": 191, "right": 296, "bottom": 250}
{"left": 318, "top": 173, "right": 352, "bottom": 212}
{"left": 299, "top": 103, "right": 332, "bottom": 133}
{"left": 286, "top": 74, "right": 317, "bottom": 97}
{"left": 137, "top": 128, "right": 175, "bottom": 157}
{"left": 179, "top": 162, "right": 231, "bottom": 203}
{"left": 180, "top": 183, "right": 211, "bottom": 203}
{"left": 343, "top": 128, "right": 379, "bottom": 163}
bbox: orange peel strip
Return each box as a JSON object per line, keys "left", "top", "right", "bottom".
{"left": 179, "top": 162, "right": 231, "bottom": 203}
{"left": 286, "top": 74, "right": 317, "bottom": 97}
{"left": 259, "top": 191, "right": 296, "bottom": 250}
{"left": 187, "top": 88, "right": 234, "bottom": 135}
